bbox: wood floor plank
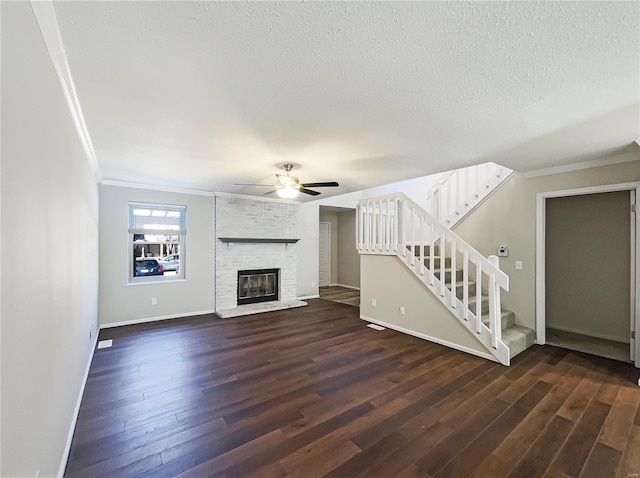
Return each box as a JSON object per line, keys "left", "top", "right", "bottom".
{"left": 549, "top": 399, "right": 611, "bottom": 477}
{"left": 434, "top": 380, "right": 554, "bottom": 478}
{"left": 351, "top": 360, "right": 495, "bottom": 451}
{"left": 63, "top": 300, "right": 640, "bottom": 478}
{"left": 219, "top": 403, "right": 375, "bottom": 477}
{"left": 580, "top": 442, "right": 622, "bottom": 478}
{"left": 615, "top": 424, "right": 640, "bottom": 478}
{"left": 556, "top": 368, "right": 606, "bottom": 423}
{"left": 599, "top": 386, "right": 640, "bottom": 451}
{"left": 279, "top": 435, "right": 361, "bottom": 477}
{"left": 414, "top": 398, "right": 511, "bottom": 476}
{"left": 508, "top": 415, "right": 575, "bottom": 478}
{"left": 481, "top": 360, "right": 586, "bottom": 475}
{"left": 171, "top": 429, "right": 288, "bottom": 478}
{"left": 363, "top": 422, "right": 453, "bottom": 478}
{"left": 323, "top": 431, "right": 409, "bottom": 478}
{"left": 402, "top": 367, "right": 510, "bottom": 439}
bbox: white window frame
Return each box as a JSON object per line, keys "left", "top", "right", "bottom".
{"left": 128, "top": 202, "right": 186, "bottom": 284}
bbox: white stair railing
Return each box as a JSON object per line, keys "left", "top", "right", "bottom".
{"left": 356, "top": 192, "right": 510, "bottom": 365}
{"left": 426, "top": 162, "right": 512, "bottom": 227}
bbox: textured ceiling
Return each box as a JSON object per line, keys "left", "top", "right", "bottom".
{"left": 52, "top": 1, "right": 639, "bottom": 200}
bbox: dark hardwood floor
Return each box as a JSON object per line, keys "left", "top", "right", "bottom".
{"left": 65, "top": 299, "right": 640, "bottom": 477}
{"left": 319, "top": 285, "right": 360, "bottom": 307}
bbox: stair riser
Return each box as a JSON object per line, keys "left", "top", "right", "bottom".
{"left": 423, "top": 257, "right": 452, "bottom": 268}
{"left": 454, "top": 283, "right": 477, "bottom": 298}
{"left": 406, "top": 245, "right": 440, "bottom": 257}
{"left": 434, "top": 269, "right": 464, "bottom": 283}
{"left": 468, "top": 297, "right": 489, "bottom": 315}
{"left": 481, "top": 311, "right": 515, "bottom": 330}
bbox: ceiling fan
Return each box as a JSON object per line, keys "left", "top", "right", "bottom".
{"left": 236, "top": 163, "right": 339, "bottom": 199}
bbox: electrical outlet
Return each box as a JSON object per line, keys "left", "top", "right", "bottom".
{"left": 371, "top": 299, "right": 377, "bottom": 307}
{"left": 312, "top": 281, "right": 316, "bottom": 287}
{"left": 498, "top": 245, "right": 509, "bottom": 257}
{"left": 399, "top": 306, "right": 406, "bottom": 315}
{"left": 515, "top": 261, "right": 523, "bottom": 270}
{"left": 151, "top": 297, "right": 158, "bottom": 305}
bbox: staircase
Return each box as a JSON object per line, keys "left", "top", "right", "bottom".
{"left": 357, "top": 192, "right": 535, "bottom": 365}
{"left": 409, "top": 244, "right": 535, "bottom": 360}
{"left": 425, "top": 162, "right": 513, "bottom": 228}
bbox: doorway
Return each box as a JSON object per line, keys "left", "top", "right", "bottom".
{"left": 536, "top": 183, "right": 639, "bottom": 366}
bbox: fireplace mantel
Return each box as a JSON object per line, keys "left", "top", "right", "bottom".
{"left": 218, "top": 237, "right": 299, "bottom": 244}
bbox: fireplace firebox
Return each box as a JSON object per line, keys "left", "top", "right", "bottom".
{"left": 237, "top": 269, "right": 279, "bottom": 305}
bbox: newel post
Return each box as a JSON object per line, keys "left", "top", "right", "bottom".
{"left": 488, "top": 255, "right": 502, "bottom": 348}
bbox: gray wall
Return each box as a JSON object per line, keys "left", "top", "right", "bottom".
{"left": 319, "top": 210, "right": 339, "bottom": 284}
{"left": 546, "top": 191, "right": 630, "bottom": 342}
{"left": 1, "top": 3, "right": 100, "bottom": 475}
{"left": 454, "top": 158, "right": 640, "bottom": 331}
{"left": 337, "top": 210, "right": 360, "bottom": 288}
{"left": 99, "top": 185, "right": 214, "bottom": 326}
{"left": 360, "top": 255, "right": 488, "bottom": 357}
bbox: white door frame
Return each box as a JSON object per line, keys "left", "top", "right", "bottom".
{"left": 536, "top": 181, "right": 640, "bottom": 367}
{"left": 319, "top": 221, "right": 331, "bottom": 287}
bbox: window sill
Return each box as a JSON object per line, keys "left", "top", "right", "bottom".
{"left": 127, "top": 278, "right": 187, "bottom": 286}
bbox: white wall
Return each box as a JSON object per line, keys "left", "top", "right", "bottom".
{"left": 361, "top": 173, "right": 440, "bottom": 209}
{"left": 1, "top": 3, "right": 100, "bottom": 476}
{"left": 99, "top": 185, "right": 214, "bottom": 327}
{"left": 297, "top": 202, "right": 320, "bottom": 298}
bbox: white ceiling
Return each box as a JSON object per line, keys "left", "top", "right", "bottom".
{"left": 52, "top": 1, "right": 639, "bottom": 201}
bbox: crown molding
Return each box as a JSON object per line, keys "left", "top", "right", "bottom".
{"left": 214, "top": 191, "right": 300, "bottom": 204}
{"left": 523, "top": 148, "right": 639, "bottom": 178}
{"left": 101, "top": 180, "right": 214, "bottom": 197}
{"left": 30, "top": 0, "right": 102, "bottom": 183}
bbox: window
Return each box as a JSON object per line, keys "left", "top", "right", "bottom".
{"left": 129, "top": 202, "right": 186, "bottom": 282}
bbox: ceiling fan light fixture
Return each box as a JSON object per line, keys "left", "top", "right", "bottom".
{"left": 276, "top": 174, "right": 299, "bottom": 188}
{"left": 276, "top": 185, "right": 299, "bottom": 199}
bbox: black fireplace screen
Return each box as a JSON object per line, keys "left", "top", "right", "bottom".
{"left": 237, "top": 269, "right": 279, "bottom": 305}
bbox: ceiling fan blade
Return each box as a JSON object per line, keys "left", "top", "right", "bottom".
{"left": 300, "top": 182, "right": 339, "bottom": 188}
{"left": 299, "top": 188, "right": 321, "bottom": 196}
{"left": 263, "top": 190, "right": 277, "bottom": 195}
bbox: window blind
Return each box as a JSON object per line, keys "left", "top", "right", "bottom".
{"left": 128, "top": 203, "right": 186, "bottom": 235}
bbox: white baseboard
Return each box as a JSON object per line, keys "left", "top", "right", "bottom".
{"left": 297, "top": 294, "right": 320, "bottom": 300}
{"left": 360, "top": 315, "right": 498, "bottom": 363}
{"left": 331, "top": 283, "right": 361, "bottom": 290}
{"left": 100, "top": 309, "right": 215, "bottom": 329}
{"left": 58, "top": 333, "right": 98, "bottom": 477}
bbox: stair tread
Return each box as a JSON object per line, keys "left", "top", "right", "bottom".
{"left": 501, "top": 325, "right": 536, "bottom": 359}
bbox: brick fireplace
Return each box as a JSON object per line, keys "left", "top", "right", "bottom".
{"left": 215, "top": 195, "right": 305, "bottom": 316}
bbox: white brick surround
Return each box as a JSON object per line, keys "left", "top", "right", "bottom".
{"left": 215, "top": 196, "right": 299, "bottom": 312}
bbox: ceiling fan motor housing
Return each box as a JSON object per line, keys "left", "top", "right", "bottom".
{"left": 277, "top": 164, "right": 301, "bottom": 189}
